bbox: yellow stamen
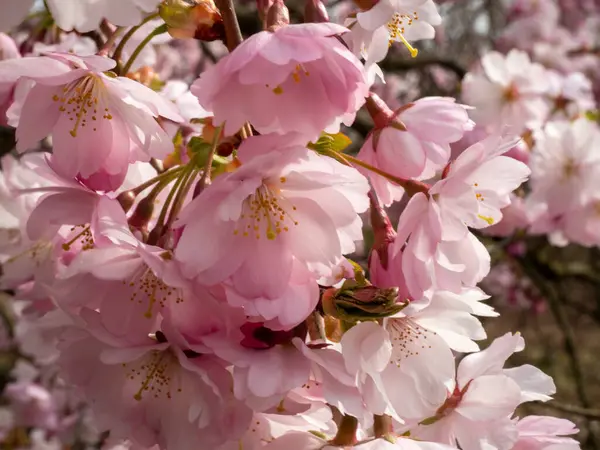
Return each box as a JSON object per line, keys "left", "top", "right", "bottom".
{"left": 398, "top": 34, "right": 418, "bottom": 58}
{"left": 478, "top": 215, "right": 494, "bottom": 225}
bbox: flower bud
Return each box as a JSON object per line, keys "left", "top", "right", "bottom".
{"left": 322, "top": 284, "right": 406, "bottom": 321}
{"left": 365, "top": 93, "right": 394, "bottom": 129}
{"left": 159, "top": 0, "right": 224, "bottom": 41}
{"left": 304, "top": 0, "right": 329, "bottom": 23}
{"left": 257, "top": 0, "right": 275, "bottom": 22}
{"left": 239, "top": 321, "right": 307, "bottom": 349}
{"left": 369, "top": 192, "right": 396, "bottom": 271}
{"left": 353, "top": 0, "right": 377, "bottom": 11}
{"left": 266, "top": 0, "right": 290, "bottom": 31}
{"left": 116, "top": 190, "right": 137, "bottom": 213}
{"left": 128, "top": 194, "right": 155, "bottom": 230}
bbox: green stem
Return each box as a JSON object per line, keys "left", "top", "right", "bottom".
{"left": 164, "top": 166, "right": 199, "bottom": 231}
{"left": 131, "top": 165, "right": 184, "bottom": 196}
{"left": 323, "top": 150, "right": 430, "bottom": 198}
{"left": 121, "top": 23, "right": 167, "bottom": 75}
{"left": 112, "top": 12, "right": 159, "bottom": 70}
{"left": 197, "top": 125, "right": 223, "bottom": 190}
{"left": 154, "top": 165, "right": 191, "bottom": 230}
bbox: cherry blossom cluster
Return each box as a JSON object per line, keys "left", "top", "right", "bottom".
{"left": 0, "top": 0, "right": 584, "bottom": 449}
{"left": 460, "top": 0, "right": 600, "bottom": 250}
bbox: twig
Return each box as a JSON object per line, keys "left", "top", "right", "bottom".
{"left": 521, "top": 255, "right": 591, "bottom": 409}
{"left": 215, "top": 0, "right": 244, "bottom": 51}
{"left": 121, "top": 24, "right": 167, "bottom": 75}
{"left": 519, "top": 254, "right": 600, "bottom": 448}
{"left": 198, "top": 126, "right": 222, "bottom": 190}
{"left": 541, "top": 402, "right": 600, "bottom": 421}
{"left": 380, "top": 56, "right": 467, "bottom": 78}
{"left": 200, "top": 41, "right": 218, "bottom": 64}
{"left": 98, "top": 23, "right": 124, "bottom": 56}
{"left": 112, "top": 13, "right": 160, "bottom": 68}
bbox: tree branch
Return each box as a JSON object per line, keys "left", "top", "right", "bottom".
{"left": 214, "top": 0, "right": 244, "bottom": 51}
{"left": 380, "top": 56, "right": 467, "bottom": 79}
{"left": 541, "top": 402, "right": 600, "bottom": 421}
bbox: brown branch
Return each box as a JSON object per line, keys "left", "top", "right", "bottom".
{"left": 520, "top": 255, "right": 591, "bottom": 410}
{"left": 379, "top": 56, "right": 467, "bottom": 79}
{"left": 214, "top": 0, "right": 244, "bottom": 51}
{"left": 541, "top": 402, "right": 600, "bottom": 421}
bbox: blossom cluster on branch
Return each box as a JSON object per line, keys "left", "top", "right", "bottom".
{"left": 0, "top": 0, "right": 592, "bottom": 449}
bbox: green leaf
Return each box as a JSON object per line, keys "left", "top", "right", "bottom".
{"left": 307, "top": 132, "right": 352, "bottom": 154}
{"left": 585, "top": 109, "right": 600, "bottom": 122}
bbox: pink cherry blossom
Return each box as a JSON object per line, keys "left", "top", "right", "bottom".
{"left": 0, "top": 52, "right": 181, "bottom": 187}
{"left": 377, "top": 133, "right": 529, "bottom": 300}
{"left": 401, "top": 288, "right": 498, "bottom": 353}
{"left": 512, "top": 416, "right": 580, "bottom": 450}
{"left": 358, "top": 96, "right": 473, "bottom": 206}
{"left": 462, "top": 50, "right": 552, "bottom": 135}
{"left": 410, "top": 333, "right": 556, "bottom": 450}
{"left": 175, "top": 134, "right": 369, "bottom": 326}
{"left": 194, "top": 320, "right": 313, "bottom": 405}
{"left": 346, "top": 0, "right": 442, "bottom": 76}
{"left": 528, "top": 118, "right": 600, "bottom": 218}
{"left": 57, "top": 307, "right": 246, "bottom": 450}
{"left": 55, "top": 196, "right": 188, "bottom": 339}
{"left": 46, "top": 0, "right": 163, "bottom": 33}
{"left": 431, "top": 133, "right": 531, "bottom": 230}
{"left": 262, "top": 430, "right": 457, "bottom": 449}
{"left": 191, "top": 23, "right": 369, "bottom": 140}
{"left": 0, "top": 1, "right": 586, "bottom": 447}
{"left": 31, "top": 32, "right": 98, "bottom": 57}
{"left": 0, "top": 33, "right": 20, "bottom": 126}
{"left": 547, "top": 71, "right": 595, "bottom": 120}
{"left": 341, "top": 320, "right": 454, "bottom": 422}
{"left": 391, "top": 192, "right": 491, "bottom": 299}
{"left": 217, "top": 399, "right": 335, "bottom": 450}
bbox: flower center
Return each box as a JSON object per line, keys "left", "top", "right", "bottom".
{"left": 266, "top": 64, "right": 310, "bottom": 95}
{"left": 503, "top": 83, "right": 519, "bottom": 103}
{"left": 52, "top": 74, "right": 112, "bottom": 137}
{"left": 472, "top": 183, "right": 494, "bottom": 225}
{"left": 434, "top": 382, "right": 470, "bottom": 418}
{"left": 387, "top": 12, "right": 419, "bottom": 57}
{"left": 387, "top": 318, "right": 434, "bottom": 367}
{"left": 124, "top": 265, "right": 183, "bottom": 319}
{"left": 562, "top": 157, "right": 579, "bottom": 181}
{"left": 123, "top": 348, "right": 182, "bottom": 401}
{"left": 234, "top": 180, "right": 298, "bottom": 240}
{"left": 61, "top": 224, "right": 94, "bottom": 251}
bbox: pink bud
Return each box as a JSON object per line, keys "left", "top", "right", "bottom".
{"left": 365, "top": 93, "right": 394, "bottom": 129}
{"left": 369, "top": 191, "right": 396, "bottom": 271}
{"left": 304, "top": 0, "right": 329, "bottom": 23}
{"left": 266, "top": 0, "right": 290, "bottom": 31}
{"left": 257, "top": 0, "right": 275, "bottom": 21}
